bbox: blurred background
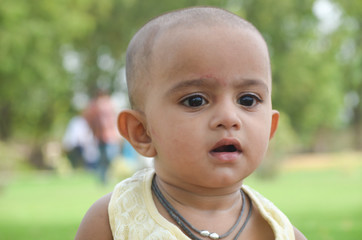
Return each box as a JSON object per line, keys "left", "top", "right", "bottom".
{"left": 0, "top": 0, "right": 361, "bottom": 239}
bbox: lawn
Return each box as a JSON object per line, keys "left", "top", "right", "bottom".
{"left": 0, "top": 153, "right": 361, "bottom": 240}
{"left": 246, "top": 166, "right": 362, "bottom": 239}
{"left": 0, "top": 171, "right": 113, "bottom": 240}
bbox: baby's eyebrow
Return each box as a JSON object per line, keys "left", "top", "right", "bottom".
{"left": 234, "top": 79, "right": 270, "bottom": 94}
{"left": 165, "top": 78, "right": 209, "bottom": 96}
{"left": 166, "top": 78, "right": 269, "bottom": 96}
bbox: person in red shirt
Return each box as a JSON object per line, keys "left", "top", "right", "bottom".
{"left": 84, "top": 90, "right": 121, "bottom": 183}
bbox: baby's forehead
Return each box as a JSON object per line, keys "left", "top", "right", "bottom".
{"left": 155, "top": 23, "right": 260, "bottom": 50}
{"left": 146, "top": 11, "right": 257, "bottom": 47}
{"left": 153, "top": 7, "right": 254, "bottom": 30}
{"left": 126, "top": 7, "right": 268, "bottom": 109}
{"left": 153, "top": 19, "right": 269, "bottom": 68}
{"left": 131, "top": 7, "right": 259, "bottom": 54}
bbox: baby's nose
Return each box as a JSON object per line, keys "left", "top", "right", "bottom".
{"left": 209, "top": 102, "right": 242, "bottom": 130}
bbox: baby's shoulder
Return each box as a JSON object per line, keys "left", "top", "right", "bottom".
{"left": 243, "top": 185, "right": 307, "bottom": 240}
{"left": 75, "top": 193, "right": 113, "bottom": 240}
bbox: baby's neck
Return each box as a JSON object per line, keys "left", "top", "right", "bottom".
{"left": 152, "top": 175, "right": 251, "bottom": 239}
{"left": 155, "top": 175, "right": 243, "bottom": 212}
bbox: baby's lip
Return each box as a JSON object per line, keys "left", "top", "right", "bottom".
{"left": 210, "top": 138, "right": 242, "bottom": 153}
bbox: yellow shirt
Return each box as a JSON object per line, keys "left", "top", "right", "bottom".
{"left": 108, "top": 168, "right": 295, "bottom": 240}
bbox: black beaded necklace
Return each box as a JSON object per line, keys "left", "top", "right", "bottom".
{"left": 151, "top": 176, "right": 252, "bottom": 240}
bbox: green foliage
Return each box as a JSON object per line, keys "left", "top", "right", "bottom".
{"left": 331, "top": 0, "right": 362, "bottom": 148}
{"left": 235, "top": 0, "right": 345, "bottom": 146}
{"left": 0, "top": 0, "right": 227, "bottom": 142}
{"left": 68, "top": 0, "right": 227, "bottom": 94}
{"left": 0, "top": 0, "right": 361, "bottom": 151}
{"left": 0, "top": 0, "right": 89, "bottom": 140}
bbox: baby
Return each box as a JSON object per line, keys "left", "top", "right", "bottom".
{"left": 75, "top": 6, "right": 306, "bottom": 240}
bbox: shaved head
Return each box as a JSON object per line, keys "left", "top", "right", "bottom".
{"left": 126, "top": 7, "right": 268, "bottom": 110}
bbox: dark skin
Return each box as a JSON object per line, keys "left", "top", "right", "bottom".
{"left": 152, "top": 177, "right": 276, "bottom": 240}
{"left": 75, "top": 189, "right": 306, "bottom": 240}
{"left": 75, "top": 193, "right": 113, "bottom": 240}
{"left": 76, "top": 7, "right": 307, "bottom": 240}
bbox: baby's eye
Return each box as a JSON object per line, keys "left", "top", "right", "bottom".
{"left": 181, "top": 94, "right": 208, "bottom": 108}
{"left": 237, "top": 94, "right": 262, "bottom": 107}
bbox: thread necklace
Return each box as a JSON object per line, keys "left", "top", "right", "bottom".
{"left": 151, "top": 176, "right": 252, "bottom": 240}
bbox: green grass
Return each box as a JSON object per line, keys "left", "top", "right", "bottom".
{"left": 0, "top": 171, "right": 113, "bottom": 240}
{"left": 245, "top": 166, "right": 362, "bottom": 239}
{"left": 0, "top": 161, "right": 361, "bottom": 240}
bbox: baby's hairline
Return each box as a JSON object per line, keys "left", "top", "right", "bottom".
{"left": 125, "top": 7, "right": 270, "bottom": 110}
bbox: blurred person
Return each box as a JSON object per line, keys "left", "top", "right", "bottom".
{"left": 84, "top": 90, "right": 121, "bottom": 184}
{"left": 62, "top": 115, "right": 99, "bottom": 169}
{"left": 76, "top": 7, "right": 306, "bottom": 240}
{"left": 121, "top": 140, "right": 143, "bottom": 169}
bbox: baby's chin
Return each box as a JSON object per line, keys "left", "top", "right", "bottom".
{"left": 195, "top": 173, "right": 245, "bottom": 190}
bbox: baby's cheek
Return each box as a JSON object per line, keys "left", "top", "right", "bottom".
{"left": 149, "top": 125, "right": 174, "bottom": 149}
{"left": 149, "top": 126, "right": 159, "bottom": 141}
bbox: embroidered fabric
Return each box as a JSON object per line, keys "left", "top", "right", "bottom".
{"left": 108, "top": 168, "right": 295, "bottom": 240}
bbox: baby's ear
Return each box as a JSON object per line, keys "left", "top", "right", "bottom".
{"left": 117, "top": 110, "right": 156, "bottom": 157}
{"left": 269, "top": 110, "right": 280, "bottom": 139}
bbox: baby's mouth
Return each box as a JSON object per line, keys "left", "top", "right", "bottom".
{"left": 210, "top": 139, "right": 242, "bottom": 154}
{"left": 210, "top": 139, "right": 242, "bottom": 162}
{"left": 212, "top": 144, "right": 238, "bottom": 153}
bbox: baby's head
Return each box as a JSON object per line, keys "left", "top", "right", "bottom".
{"left": 119, "top": 7, "right": 279, "bottom": 188}
{"left": 125, "top": 7, "right": 270, "bottom": 110}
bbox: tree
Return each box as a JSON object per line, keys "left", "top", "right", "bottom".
{"left": 0, "top": 0, "right": 226, "bottom": 167}
{"left": 0, "top": 0, "right": 115, "bottom": 167}
{"left": 330, "top": 0, "right": 362, "bottom": 149}
{"left": 233, "top": 0, "right": 345, "bottom": 149}
{"left": 0, "top": 0, "right": 102, "bottom": 141}
{"left": 1, "top": 0, "right": 359, "bottom": 167}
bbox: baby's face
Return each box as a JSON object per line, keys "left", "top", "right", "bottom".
{"left": 142, "top": 25, "right": 278, "bottom": 189}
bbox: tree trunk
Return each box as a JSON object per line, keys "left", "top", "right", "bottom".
{"left": 353, "top": 105, "right": 362, "bottom": 150}
{"left": 0, "top": 103, "right": 12, "bottom": 140}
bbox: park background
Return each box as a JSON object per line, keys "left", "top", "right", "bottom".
{"left": 0, "top": 0, "right": 361, "bottom": 239}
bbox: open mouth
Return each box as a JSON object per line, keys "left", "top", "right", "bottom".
{"left": 210, "top": 139, "right": 241, "bottom": 161}
{"left": 212, "top": 144, "right": 238, "bottom": 153}
{"left": 210, "top": 138, "right": 242, "bottom": 154}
